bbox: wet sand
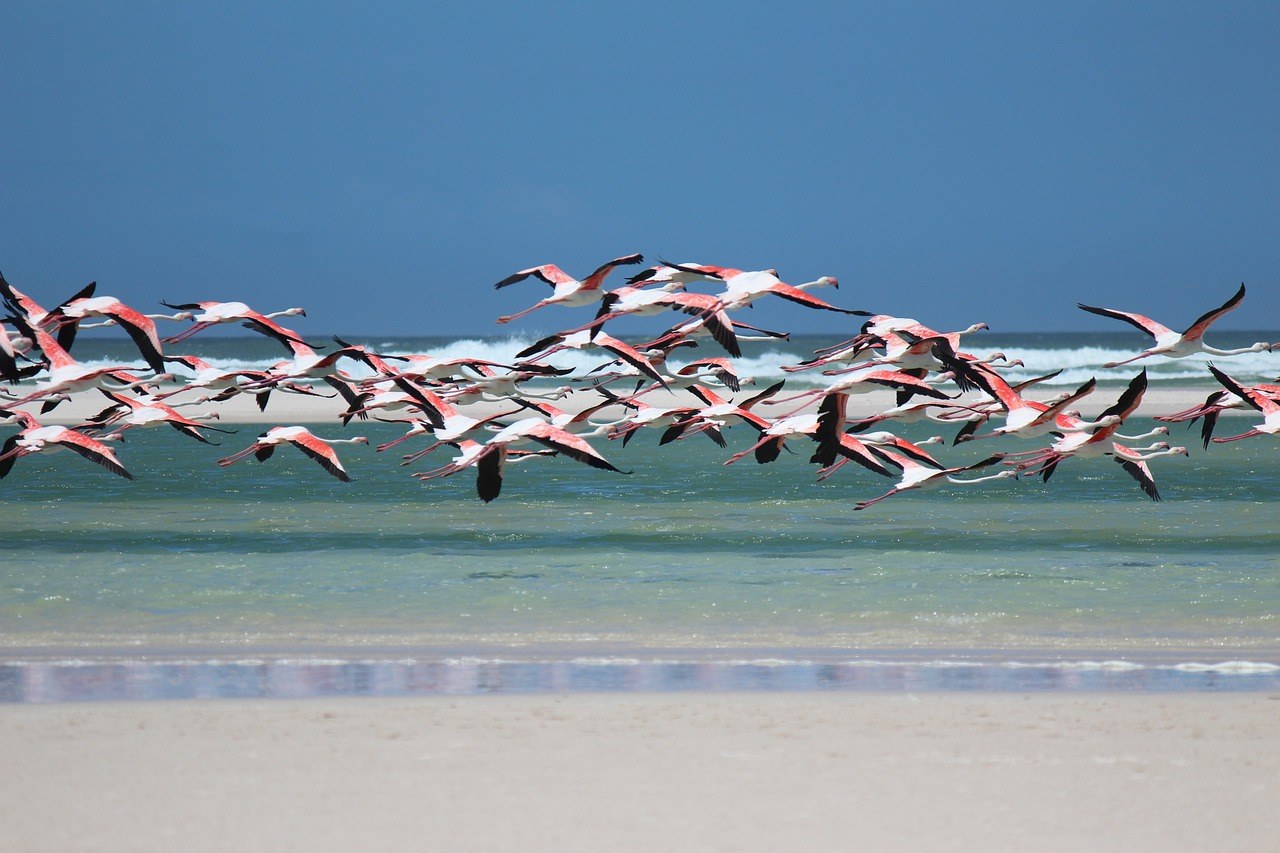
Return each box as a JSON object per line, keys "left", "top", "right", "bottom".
{"left": 3, "top": 693, "right": 1277, "bottom": 851}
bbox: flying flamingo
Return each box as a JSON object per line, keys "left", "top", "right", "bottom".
{"left": 849, "top": 451, "right": 1015, "bottom": 509}
{"left": 42, "top": 295, "right": 180, "bottom": 374}
{"left": 0, "top": 322, "right": 40, "bottom": 384}
{"left": 158, "top": 300, "right": 307, "bottom": 345}
{"left": 1154, "top": 375, "right": 1280, "bottom": 447}
{"left": 412, "top": 419, "right": 628, "bottom": 502}
{"left": 1205, "top": 364, "right": 1280, "bottom": 443}
{"left": 494, "top": 253, "right": 644, "bottom": 324}
{"left": 217, "top": 426, "right": 368, "bottom": 482}
{"left": 0, "top": 270, "right": 98, "bottom": 352}
{"left": 87, "top": 389, "right": 235, "bottom": 445}
{"left": 715, "top": 270, "right": 863, "bottom": 316}
{"left": 724, "top": 392, "right": 891, "bottom": 474}
{"left": 1078, "top": 283, "right": 1272, "bottom": 367}
{"left": 1004, "top": 371, "right": 1182, "bottom": 497}
{"left": 765, "top": 365, "right": 953, "bottom": 416}
{"left": 1, "top": 318, "right": 173, "bottom": 413}
{"left": 513, "top": 329, "right": 669, "bottom": 388}
{"left": 634, "top": 261, "right": 862, "bottom": 316}
{"left": 957, "top": 370, "right": 1116, "bottom": 442}
{"left": 0, "top": 409, "right": 131, "bottom": 480}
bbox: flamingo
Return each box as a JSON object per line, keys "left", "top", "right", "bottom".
{"left": 158, "top": 300, "right": 307, "bottom": 345}
{"left": 152, "top": 354, "right": 284, "bottom": 411}
{"left": 42, "top": 296, "right": 177, "bottom": 374}
{"left": 724, "top": 392, "right": 890, "bottom": 474}
{"left": 764, "top": 365, "right": 952, "bottom": 416}
{"left": 87, "top": 389, "right": 234, "bottom": 445}
{"left": 556, "top": 284, "right": 744, "bottom": 358}
{"left": 217, "top": 426, "right": 368, "bottom": 482}
{"left": 636, "top": 262, "right": 862, "bottom": 316}
{"left": 514, "top": 329, "right": 669, "bottom": 388}
{"left": 639, "top": 313, "right": 791, "bottom": 353}
{"left": 1106, "top": 442, "right": 1190, "bottom": 500}
{"left": 626, "top": 260, "right": 744, "bottom": 286}
{"left": 604, "top": 397, "right": 722, "bottom": 448}
{"left": 1154, "top": 377, "right": 1280, "bottom": 447}
{"left": 1078, "top": 283, "right": 1272, "bottom": 367}
{"left": 0, "top": 322, "right": 40, "bottom": 384}
{"left": 827, "top": 331, "right": 993, "bottom": 393}
{"left": 412, "top": 419, "right": 628, "bottom": 502}
{"left": 1, "top": 318, "right": 173, "bottom": 413}
{"left": 1206, "top": 364, "right": 1280, "bottom": 443}
{"left": 849, "top": 451, "right": 1015, "bottom": 509}
{"left": 715, "top": 269, "right": 863, "bottom": 316}
{"left": 619, "top": 381, "right": 782, "bottom": 447}
{"left": 0, "top": 409, "right": 131, "bottom": 480}
{"left": 1005, "top": 371, "right": 1181, "bottom": 497}
{"left": 494, "top": 253, "right": 644, "bottom": 324}
{"left": 957, "top": 371, "right": 1117, "bottom": 442}
{"left": 0, "top": 270, "right": 98, "bottom": 352}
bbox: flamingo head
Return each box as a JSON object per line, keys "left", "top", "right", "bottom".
{"left": 817, "top": 276, "right": 839, "bottom": 289}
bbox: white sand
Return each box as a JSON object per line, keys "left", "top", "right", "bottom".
{"left": 15, "top": 383, "right": 1241, "bottom": 425}
{"left": 2, "top": 693, "right": 1277, "bottom": 851}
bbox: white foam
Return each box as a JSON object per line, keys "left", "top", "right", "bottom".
{"left": 1163, "top": 661, "right": 1280, "bottom": 674}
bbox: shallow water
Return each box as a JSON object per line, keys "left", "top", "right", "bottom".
{"left": 4, "top": 332, "right": 1280, "bottom": 699}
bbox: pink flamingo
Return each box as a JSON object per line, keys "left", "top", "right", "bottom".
{"left": 1078, "top": 283, "right": 1272, "bottom": 367}
{"left": 494, "top": 253, "right": 644, "bottom": 324}
{"left": 0, "top": 409, "right": 131, "bottom": 480}
{"left": 217, "top": 426, "right": 368, "bottom": 482}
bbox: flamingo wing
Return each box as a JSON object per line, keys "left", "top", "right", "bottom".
{"left": 669, "top": 297, "right": 741, "bottom": 358}
{"left": 579, "top": 253, "right": 644, "bottom": 291}
{"left": 1076, "top": 302, "right": 1172, "bottom": 339}
{"left": 1182, "top": 283, "right": 1246, "bottom": 340}
{"left": 759, "top": 282, "right": 865, "bottom": 315}
{"left": 596, "top": 336, "right": 668, "bottom": 387}
{"left": 522, "top": 423, "right": 627, "bottom": 473}
{"left": 1098, "top": 369, "right": 1148, "bottom": 423}
{"left": 1207, "top": 364, "right": 1276, "bottom": 415}
{"left": 1111, "top": 446, "right": 1161, "bottom": 501}
{"left": 475, "top": 445, "right": 505, "bottom": 502}
{"left": 286, "top": 432, "right": 353, "bottom": 482}
{"left": 493, "top": 264, "right": 573, "bottom": 289}
{"left": 52, "top": 429, "right": 133, "bottom": 479}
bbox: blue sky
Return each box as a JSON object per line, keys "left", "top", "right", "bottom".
{"left": 3, "top": 2, "right": 1277, "bottom": 336}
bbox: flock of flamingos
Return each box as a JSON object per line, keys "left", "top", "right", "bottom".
{"left": 1, "top": 257, "right": 1276, "bottom": 507}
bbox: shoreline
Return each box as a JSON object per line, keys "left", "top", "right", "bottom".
{"left": 11, "top": 382, "right": 1253, "bottom": 425}
{"left": 4, "top": 692, "right": 1278, "bottom": 850}
{"left": 5, "top": 649, "right": 1279, "bottom": 704}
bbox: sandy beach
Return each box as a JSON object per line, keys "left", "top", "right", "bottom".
{"left": 2, "top": 692, "right": 1276, "bottom": 851}
{"left": 17, "top": 382, "right": 1244, "bottom": 426}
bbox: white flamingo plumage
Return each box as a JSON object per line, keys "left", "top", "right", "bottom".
{"left": 0, "top": 409, "right": 131, "bottom": 480}
{"left": 494, "top": 253, "right": 644, "bottom": 324}
{"left": 1078, "top": 283, "right": 1272, "bottom": 368}
{"left": 217, "top": 426, "right": 368, "bottom": 482}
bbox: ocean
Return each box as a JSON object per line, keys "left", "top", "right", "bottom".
{"left": 3, "top": 332, "right": 1279, "bottom": 700}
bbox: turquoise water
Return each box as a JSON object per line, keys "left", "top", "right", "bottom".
{"left": 3, "top": 333, "right": 1280, "bottom": 699}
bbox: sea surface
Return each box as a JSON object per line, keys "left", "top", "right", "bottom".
{"left": 3, "top": 333, "right": 1279, "bottom": 700}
